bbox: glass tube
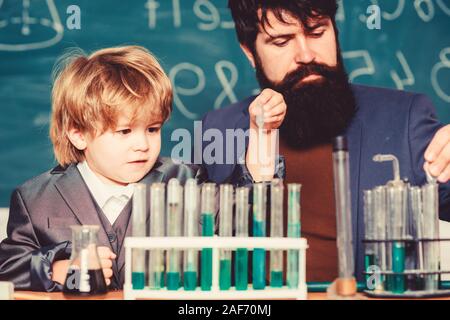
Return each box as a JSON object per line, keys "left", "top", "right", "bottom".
{"left": 219, "top": 184, "right": 233, "bottom": 290}
{"left": 149, "top": 183, "right": 165, "bottom": 289}
{"left": 373, "top": 186, "right": 387, "bottom": 291}
{"left": 166, "top": 179, "right": 182, "bottom": 290}
{"left": 201, "top": 183, "right": 216, "bottom": 291}
{"left": 270, "top": 179, "right": 284, "bottom": 288}
{"left": 287, "top": 183, "right": 301, "bottom": 289}
{"left": 253, "top": 182, "right": 267, "bottom": 290}
{"left": 235, "top": 187, "right": 249, "bottom": 291}
{"left": 131, "top": 184, "right": 146, "bottom": 290}
{"left": 183, "top": 179, "right": 199, "bottom": 291}
{"left": 363, "top": 189, "right": 376, "bottom": 290}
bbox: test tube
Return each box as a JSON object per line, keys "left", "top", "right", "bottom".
{"left": 387, "top": 185, "right": 407, "bottom": 294}
{"left": 131, "top": 183, "right": 147, "bottom": 290}
{"left": 270, "top": 179, "right": 284, "bottom": 288}
{"left": 373, "top": 186, "right": 387, "bottom": 291}
{"left": 166, "top": 179, "right": 182, "bottom": 290}
{"left": 409, "top": 186, "right": 425, "bottom": 291}
{"left": 253, "top": 182, "right": 267, "bottom": 290}
{"left": 422, "top": 182, "right": 440, "bottom": 291}
{"left": 149, "top": 183, "right": 165, "bottom": 289}
{"left": 363, "top": 189, "right": 376, "bottom": 290}
{"left": 287, "top": 183, "right": 301, "bottom": 289}
{"left": 219, "top": 184, "right": 233, "bottom": 290}
{"left": 201, "top": 183, "right": 216, "bottom": 291}
{"left": 183, "top": 179, "right": 199, "bottom": 291}
{"left": 332, "top": 136, "right": 355, "bottom": 291}
{"left": 235, "top": 187, "right": 249, "bottom": 291}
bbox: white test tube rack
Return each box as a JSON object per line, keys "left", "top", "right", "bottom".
{"left": 124, "top": 236, "right": 308, "bottom": 300}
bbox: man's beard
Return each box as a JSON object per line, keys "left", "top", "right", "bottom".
{"left": 255, "top": 54, "right": 357, "bottom": 149}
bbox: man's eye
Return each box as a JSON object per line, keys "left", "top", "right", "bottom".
{"left": 273, "top": 40, "right": 289, "bottom": 47}
{"left": 309, "top": 30, "right": 325, "bottom": 38}
{"left": 117, "top": 129, "right": 131, "bottom": 135}
{"left": 148, "top": 127, "right": 160, "bottom": 133}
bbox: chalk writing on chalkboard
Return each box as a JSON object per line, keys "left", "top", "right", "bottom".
{"left": 0, "top": 0, "right": 63, "bottom": 51}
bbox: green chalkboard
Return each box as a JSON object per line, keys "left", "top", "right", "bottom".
{"left": 0, "top": 0, "right": 449, "bottom": 206}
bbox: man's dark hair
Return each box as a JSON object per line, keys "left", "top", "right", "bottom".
{"left": 228, "top": 0, "right": 339, "bottom": 53}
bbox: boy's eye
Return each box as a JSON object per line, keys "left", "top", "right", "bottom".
{"left": 308, "top": 30, "right": 325, "bottom": 38}
{"left": 148, "top": 127, "right": 161, "bottom": 133}
{"left": 117, "top": 129, "right": 131, "bottom": 135}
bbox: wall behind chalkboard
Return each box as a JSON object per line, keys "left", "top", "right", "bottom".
{"left": 0, "top": 0, "right": 449, "bottom": 206}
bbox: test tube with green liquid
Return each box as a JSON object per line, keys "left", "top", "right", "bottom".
{"left": 253, "top": 182, "right": 267, "bottom": 290}
{"left": 373, "top": 186, "right": 387, "bottom": 291}
{"left": 201, "top": 183, "right": 216, "bottom": 291}
{"left": 183, "top": 179, "right": 199, "bottom": 291}
{"left": 363, "top": 189, "right": 376, "bottom": 290}
{"left": 287, "top": 183, "right": 301, "bottom": 289}
{"left": 166, "top": 179, "right": 182, "bottom": 290}
{"left": 270, "top": 179, "right": 284, "bottom": 288}
{"left": 387, "top": 185, "right": 407, "bottom": 294}
{"left": 149, "top": 183, "right": 165, "bottom": 289}
{"left": 219, "top": 184, "right": 233, "bottom": 290}
{"left": 131, "top": 183, "right": 146, "bottom": 290}
{"left": 235, "top": 187, "right": 249, "bottom": 291}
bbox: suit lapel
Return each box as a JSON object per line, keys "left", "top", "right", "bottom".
{"left": 54, "top": 164, "right": 113, "bottom": 252}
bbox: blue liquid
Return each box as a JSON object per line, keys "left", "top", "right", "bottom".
{"left": 364, "top": 254, "right": 376, "bottom": 291}
{"left": 183, "top": 271, "right": 197, "bottom": 291}
{"left": 167, "top": 272, "right": 180, "bottom": 291}
{"left": 201, "top": 214, "right": 214, "bottom": 291}
{"left": 220, "top": 259, "right": 231, "bottom": 290}
{"left": 253, "top": 220, "right": 266, "bottom": 290}
{"left": 235, "top": 248, "right": 248, "bottom": 291}
{"left": 271, "top": 271, "right": 283, "bottom": 288}
{"left": 392, "top": 242, "right": 405, "bottom": 294}
{"left": 132, "top": 272, "right": 145, "bottom": 290}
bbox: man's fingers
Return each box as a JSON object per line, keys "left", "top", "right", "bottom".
{"left": 425, "top": 126, "right": 450, "bottom": 162}
{"left": 100, "top": 258, "right": 113, "bottom": 269}
{"left": 264, "top": 103, "right": 286, "bottom": 118}
{"left": 97, "top": 246, "right": 117, "bottom": 259}
{"left": 428, "top": 142, "right": 450, "bottom": 177}
{"left": 105, "top": 279, "right": 111, "bottom": 286}
{"left": 103, "top": 268, "right": 113, "bottom": 279}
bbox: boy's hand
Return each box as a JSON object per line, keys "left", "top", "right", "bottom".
{"left": 424, "top": 125, "right": 450, "bottom": 183}
{"left": 97, "top": 246, "right": 116, "bottom": 286}
{"left": 51, "top": 246, "right": 116, "bottom": 287}
{"left": 249, "top": 89, "right": 287, "bottom": 131}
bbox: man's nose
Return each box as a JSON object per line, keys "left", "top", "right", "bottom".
{"left": 293, "top": 36, "right": 315, "bottom": 65}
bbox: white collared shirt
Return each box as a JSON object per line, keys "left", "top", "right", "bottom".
{"left": 77, "top": 161, "right": 134, "bottom": 225}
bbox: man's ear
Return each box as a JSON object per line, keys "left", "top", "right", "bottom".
{"left": 67, "top": 128, "right": 88, "bottom": 151}
{"left": 240, "top": 44, "right": 256, "bottom": 68}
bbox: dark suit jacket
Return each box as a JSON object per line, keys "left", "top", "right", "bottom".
{"left": 199, "top": 84, "right": 450, "bottom": 282}
{"left": 0, "top": 157, "right": 206, "bottom": 291}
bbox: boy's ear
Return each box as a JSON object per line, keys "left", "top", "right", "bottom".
{"left": 240, "top": 44, "right": 256, "bottom": 68}
{"left": 67, "top": 128, "right": 88, "bottom": 151}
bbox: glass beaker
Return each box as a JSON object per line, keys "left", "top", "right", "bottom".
{"left": 63, "top": 225, "right": 108, "bottom": 296}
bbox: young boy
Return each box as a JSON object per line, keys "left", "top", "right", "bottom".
{"left": 0, "top": 45, "right": 286, "bottom": 292}
{"left": 0, "top": 46, "right": 208, "bottom": 292}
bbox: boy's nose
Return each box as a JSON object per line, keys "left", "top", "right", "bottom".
{"left": 132, "top": 133, "right": 150, "bottom": 152}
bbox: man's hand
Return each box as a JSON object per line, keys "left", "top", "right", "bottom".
{"left": 51, "top": 246, "right": 116, "bottom": 286}
{"left": 249, "top": 88, "right": 287, "bottom": 130}
{"left": 424, "top": 125, "right": 450, "bottom": 183}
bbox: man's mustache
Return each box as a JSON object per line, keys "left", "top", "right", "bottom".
{"left": 276, "top": 62, "right": 339, "bottom": 92}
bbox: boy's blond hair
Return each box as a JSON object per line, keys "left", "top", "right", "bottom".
{"left": 49, "top": 46, "right": 172, "bottom": 166}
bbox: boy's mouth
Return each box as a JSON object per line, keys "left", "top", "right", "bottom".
{"left": 128, "top": 160, "right": 148, "bottom": 164}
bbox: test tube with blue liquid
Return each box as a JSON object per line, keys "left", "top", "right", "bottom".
{"left": 183, "top": 179, "right": 199, "bottom": 291}
{"left": 166, "top": 179, "right": 182, "bottom": 290}
{"left": 363, "top": 190, "right": 376, "bottom": 290}
{"left": 235, "top": 187, "right": 249, "bottom": 291}
{"left": 373, "top": 186, "right": 387, "bottom": 291}
{"left": 270, "top": 179, "right": 284, "bottom": 288}
{"left": 253, "top": 182, "right": 267, "bottom": 290}
{"left": 219, "top": 184, "right": 233, "bottom": 290}
{"left": 131, "top": 183, "right": 146, "bottom": 290}
{"left": 201, "top": 183, "right": 216, "bottom": 291}
{"left": 149, "top": 183, "right": 165, "bottom": 289}
{"left": 287, "top": 183, "right": 301, "bottom": 289}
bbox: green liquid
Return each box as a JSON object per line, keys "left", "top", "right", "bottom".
{"left": 253, "top": 220, "right": 266, "bottom": 290}
{"left": 391, "top": 242, "right": 405, "bottom": 294}
{"left": 288, "top": 223, "right": 301, "bottom": 238}
{"left": 167, "top": 272, "right": 180, "bottom": 291}
{"left": 219, "top": 259, "right": 231, "bottom": 290}
{"left": 132, "top": 272, "right": 145, "bottom": 290}
{"left": 287, "top": 250, "right": 299, "bottom": 288}
{"left": 149, "top": 272, "right": 165, "bottom": 289}
{"left": 364, "top": 254, "right": 376, "bottom": 290}
{"left": 183, "top": 271, "right": 197, "bottom": 291}
{"left": 235, "top": 248, "right": 248, "bottom": 291}
{"left": 201, "top": 214, "right": 214, "bottom": 291}
{"left": 271, "top": 271, "right": 283, "bottom": 288}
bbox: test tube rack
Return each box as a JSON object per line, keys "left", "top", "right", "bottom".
{"left": 123, "top": 236, "right": 308, "bottom": 300}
